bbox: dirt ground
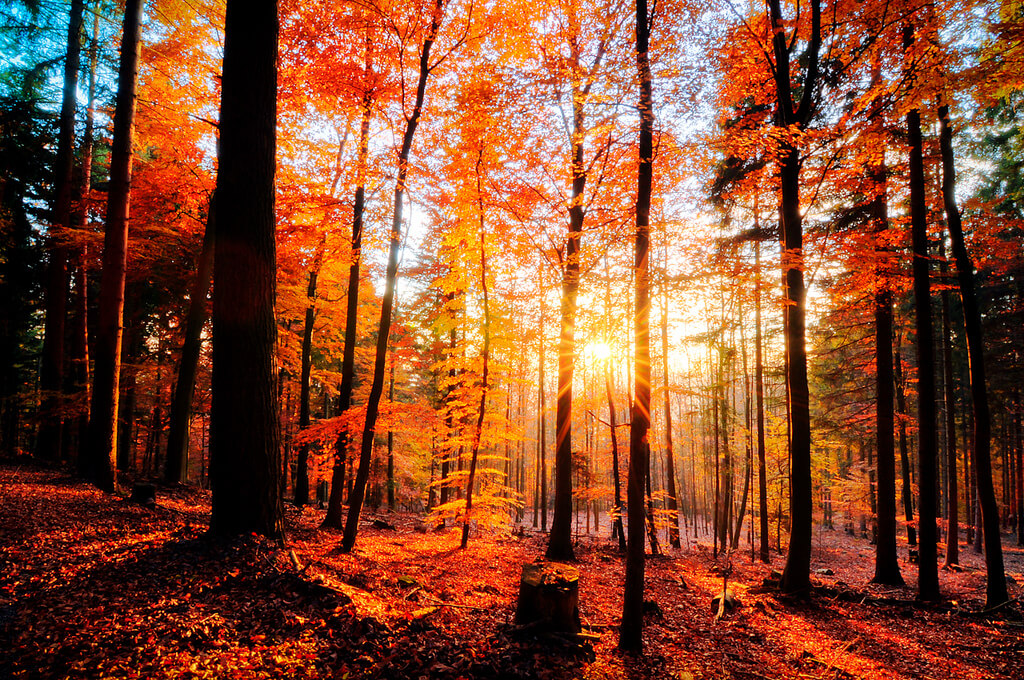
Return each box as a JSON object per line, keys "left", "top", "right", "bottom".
{"left": 2, "top": 464, "right": 1022, "bottom": 679}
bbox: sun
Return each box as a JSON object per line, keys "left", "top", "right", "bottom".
{"left": 584, "top": 341, "right": 613, "bottom": 361}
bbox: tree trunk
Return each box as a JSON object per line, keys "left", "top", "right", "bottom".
{"left": 754, "top": 240, "right": 769, "bottom": 563}
{"left": 84, "top": 0, "right": 142, "bottom": 493}
{"left": 164, "top": 195, "right": 215, "bottom": 484}
{"left": 461, "top": 151, "right": 491, "bottom": 549}
{"left": 38, "top": 0, "right": 85, "bottom": 462}
{"left": 940, "top": 246, "right": 959, "bottom": 567}
{"left": 894, "top": 327, "right": 917, "bottom": 546}
{"left": 620, "top": 0, "right": 652, "bottom": 650}
{"left": 294, "top": 237, "right": 326, "bottom": 506}
{"left": 68, "top": 11, "right": 100, "bottom": 469}
{"left": 341, "top": 0, "right": 443, "bottom": 553}
{"left": 661, "top": 272, "right": 681, "bottom": 549}
{"left": 870, "top": 59, "right": 903, "bottom": 584}
{"left": 905, "top": 23, "right": 939, "bottom": 601}
{"left": 208, "top": 0, "right": 283, "bottom": 538}
{"left": 937, "top": 101, "right": 1007, "bottom": 606}
{"left": 770, "top": 0, "right": 820, "bottom": 596}
{"left": 323, "top": 56, "right": 373, "bottom": 529}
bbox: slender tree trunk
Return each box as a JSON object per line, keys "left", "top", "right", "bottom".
{"left": 894, "top": 328, "right": 917, "bottom": 546}
{"left": 539, "top": 262, "right": 548, "bottom": 531}
{"left": 755, "top": 241, "right": 770, "bottom": 563}
{"left": 661, "top": 273, "right": 681, "bottom": 549}
{"left": 386, "top": 356, "right": 396, "bottom": 512}
{"left": 870, "top": 60, "right": 903, "bottom": 584}
{"left": 69, "top": 10, "right": 100, "bottom": 470}
{"left": 38, "top": 0, "right": 85, "bottom": 462}
{"left": 294, "top": 235, "right": 327, "bottom": 506}
{"left": 323, "top": 59, "right": 373, "bottom": 528}
{"left": 461, "top": 151, "right": 492, "bottom": 549}
{"left": 905, "top": 23, "right": 940, "bottom": 601}
{"left": 771, "top": 0, "right": 820, "bottom": 596}
{"left": 84, "top": 0, "right": 142, "bottom": 493}
{"left": 341, "top": 0, "right": 443, "bottom": 553}
{"left": 208, "top": 0, "right": 283, "bottom": 538}
{"left": 937, "top": 101, "right": 1007, "bottom": 606}
{"left": 603, "top": 259, "right": 626, "bottom": 550}
{"left": 621, "top": 0, "right": 652, "bottom": 650}
{"left": 940, "top": 246, "right": 960, "bottom": 567}
{"left": 164, "top": 196, "right": 215, "bottom": 484}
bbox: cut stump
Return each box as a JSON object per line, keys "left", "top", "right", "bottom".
{"left": 514, "top": 561, "right": 581, "bottom": 634}
{"left": 130, "top": 483, "right": 156, "bottom": 507}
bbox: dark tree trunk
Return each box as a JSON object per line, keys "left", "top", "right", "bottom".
{"left": 294, "top": 237, "right": 325, "bottom": 507}
{"left": 870, "top": 61, "right": 903, "bottom": 584}
{"left": 940, "top": 246, "right": 959, "bottom": 568}
{"left": 894, "top": 329, "right": 917, "bottom": 546}
{"left": 755, "top": 241, "right": 769, "bottom": 563}
{"left": 769, "top": 0, "right": 820, "bottom": 596}
{"left": 38, "top": 0, "right": 85, "bottom": 462}
{"left": 341, "top": 0, "right": 443, "bottom": 553}
{"left": 937, "top": 101, "right": 1007, "bottom": 607}
{"left": 208, "top": 0, "right": 283, "bottom": 538}
{"left": 905, "top": 23, "right": 939, "bottom": 601}
{"left": 461, "top": 152, "right": 491, "bottom": 549}
{"left": 538, "top": 262, "right": 548, "bottom": 531}
{"left": 164, "top": 196, "right": 215, "bottom": 484}
{"left": 68, "top": 12, "right": 100, "bottom": 468}
{"left": 661, "top": 276, "right": 681, "bottom": 549}
{"left": 323, "top": 57, "right": 372, "bottom": 529}
{"left": 84, "top": 0, "right": 142, "bottom": 493}
{"left": 602, "top": 260, "right": 625, "bottom": 549}
{"left": 620, "top": 0, "right": 652, "bottom": 650}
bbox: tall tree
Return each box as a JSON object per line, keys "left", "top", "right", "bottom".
{"left": 869, "top": 58, "right": 903, "bottom": 586}
{"left": 323, "top": 38, "right": 374, "bottom": 529}
{"left": 620, "top": 0, "right": 652, "bottom": 652}
{"left": 904, "top": 23, "right": 939, "bottom": 602}
{"left": 770, "top": 0, "right": 821, "bottom": 595}
{"left": 208, "top": 0, "right": 283, "bottom": 537}
{"left": 341, "top": 0, "right": 445, "bottom": 553}
{"left": 164, "top": 194, "right": 215, "bottom": 484}
{"left": 37, "top": 0, "right": 84, "bottom": 461}
{"left": 937, "top": 99, "right": 1008, "bottom": 607}
{"left": 84, "top": 0, "right": 143, "bottom": 492}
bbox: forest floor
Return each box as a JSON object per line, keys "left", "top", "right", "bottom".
{"left": 2, "top": 464, "right": 1023, "bottom": 679}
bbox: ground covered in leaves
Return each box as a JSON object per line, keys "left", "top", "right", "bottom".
{"left": 2, "top": 465, "right": 1023, "bottom": 679}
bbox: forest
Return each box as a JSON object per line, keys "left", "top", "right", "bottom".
{"left": 1, "top": 0, "right": 1023, "bottom": 677}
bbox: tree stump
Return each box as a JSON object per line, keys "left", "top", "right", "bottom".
{"left": 130, "top": 483, "right": 156, "bottom": 507}
{"left": 514, "top": 561, "right": 581, "bottom": 634}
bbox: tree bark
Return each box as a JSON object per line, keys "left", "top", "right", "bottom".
{"left": 937, "top": 101, "right": 1007, "bottom": 606}
{"left": 870, "top": 60, "right": 903, "bottom": 585}
{"left": 620, "top": 0, "right": 652, "bottom": 650}
{"left": 323, "top": 53, "right": 373, "bottom": 528}
{"left": 770, "top": 0, "right": 820, "bottom": 596}
{"left": 208, "top": 0, "right": 283, "bottom": 538}
{"left": 164, "top": 195, "right": 215, "bottom": 484}
{"left": 38, "top": 0, "right": 85, "bottom": 462}
{"left": 905, "top": 23, "right": 939, "bottom": 601}
{"left": 461, "top": 151, "right": 491, "bottom": 549}
{"left": 755, "top": 240, "right": 769, "bottom": 563}
{"left": 661, "top": 272, "right": 681, "bottom": 549}
{"left": 341, "top": 0, "right": 444, "bottom": 553}
{"left": 940, "top": 246, "right": 959, "bottom": 567}
{"left": 84, "top": 0, "right": 142, "bottom": 493}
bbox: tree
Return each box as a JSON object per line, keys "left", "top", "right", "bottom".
{"left": 904, "top": 22, "right": 939, "bottom": 602}
{"left": 341, "top": 0, "right": 446, "bottom": 553}
{"left": 37, "top": 0, "right": 84, "bottom": 462}
{"left": 620, "top": 0, "right": 653, "bottom": 652}
{"left": 84, "top": 0, "right": 143, "bottom": 493}
{"left": 208, "top": 0, "right": 283, "bottom": 537}
{"left": 869, "top": 58, "right": 903, "bottom": 587}
{"left": 937, "top": 99, "right": 1008, "bottom": 607}
{"left": 770, "top": 0, "right": 821, "bottom": 596}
